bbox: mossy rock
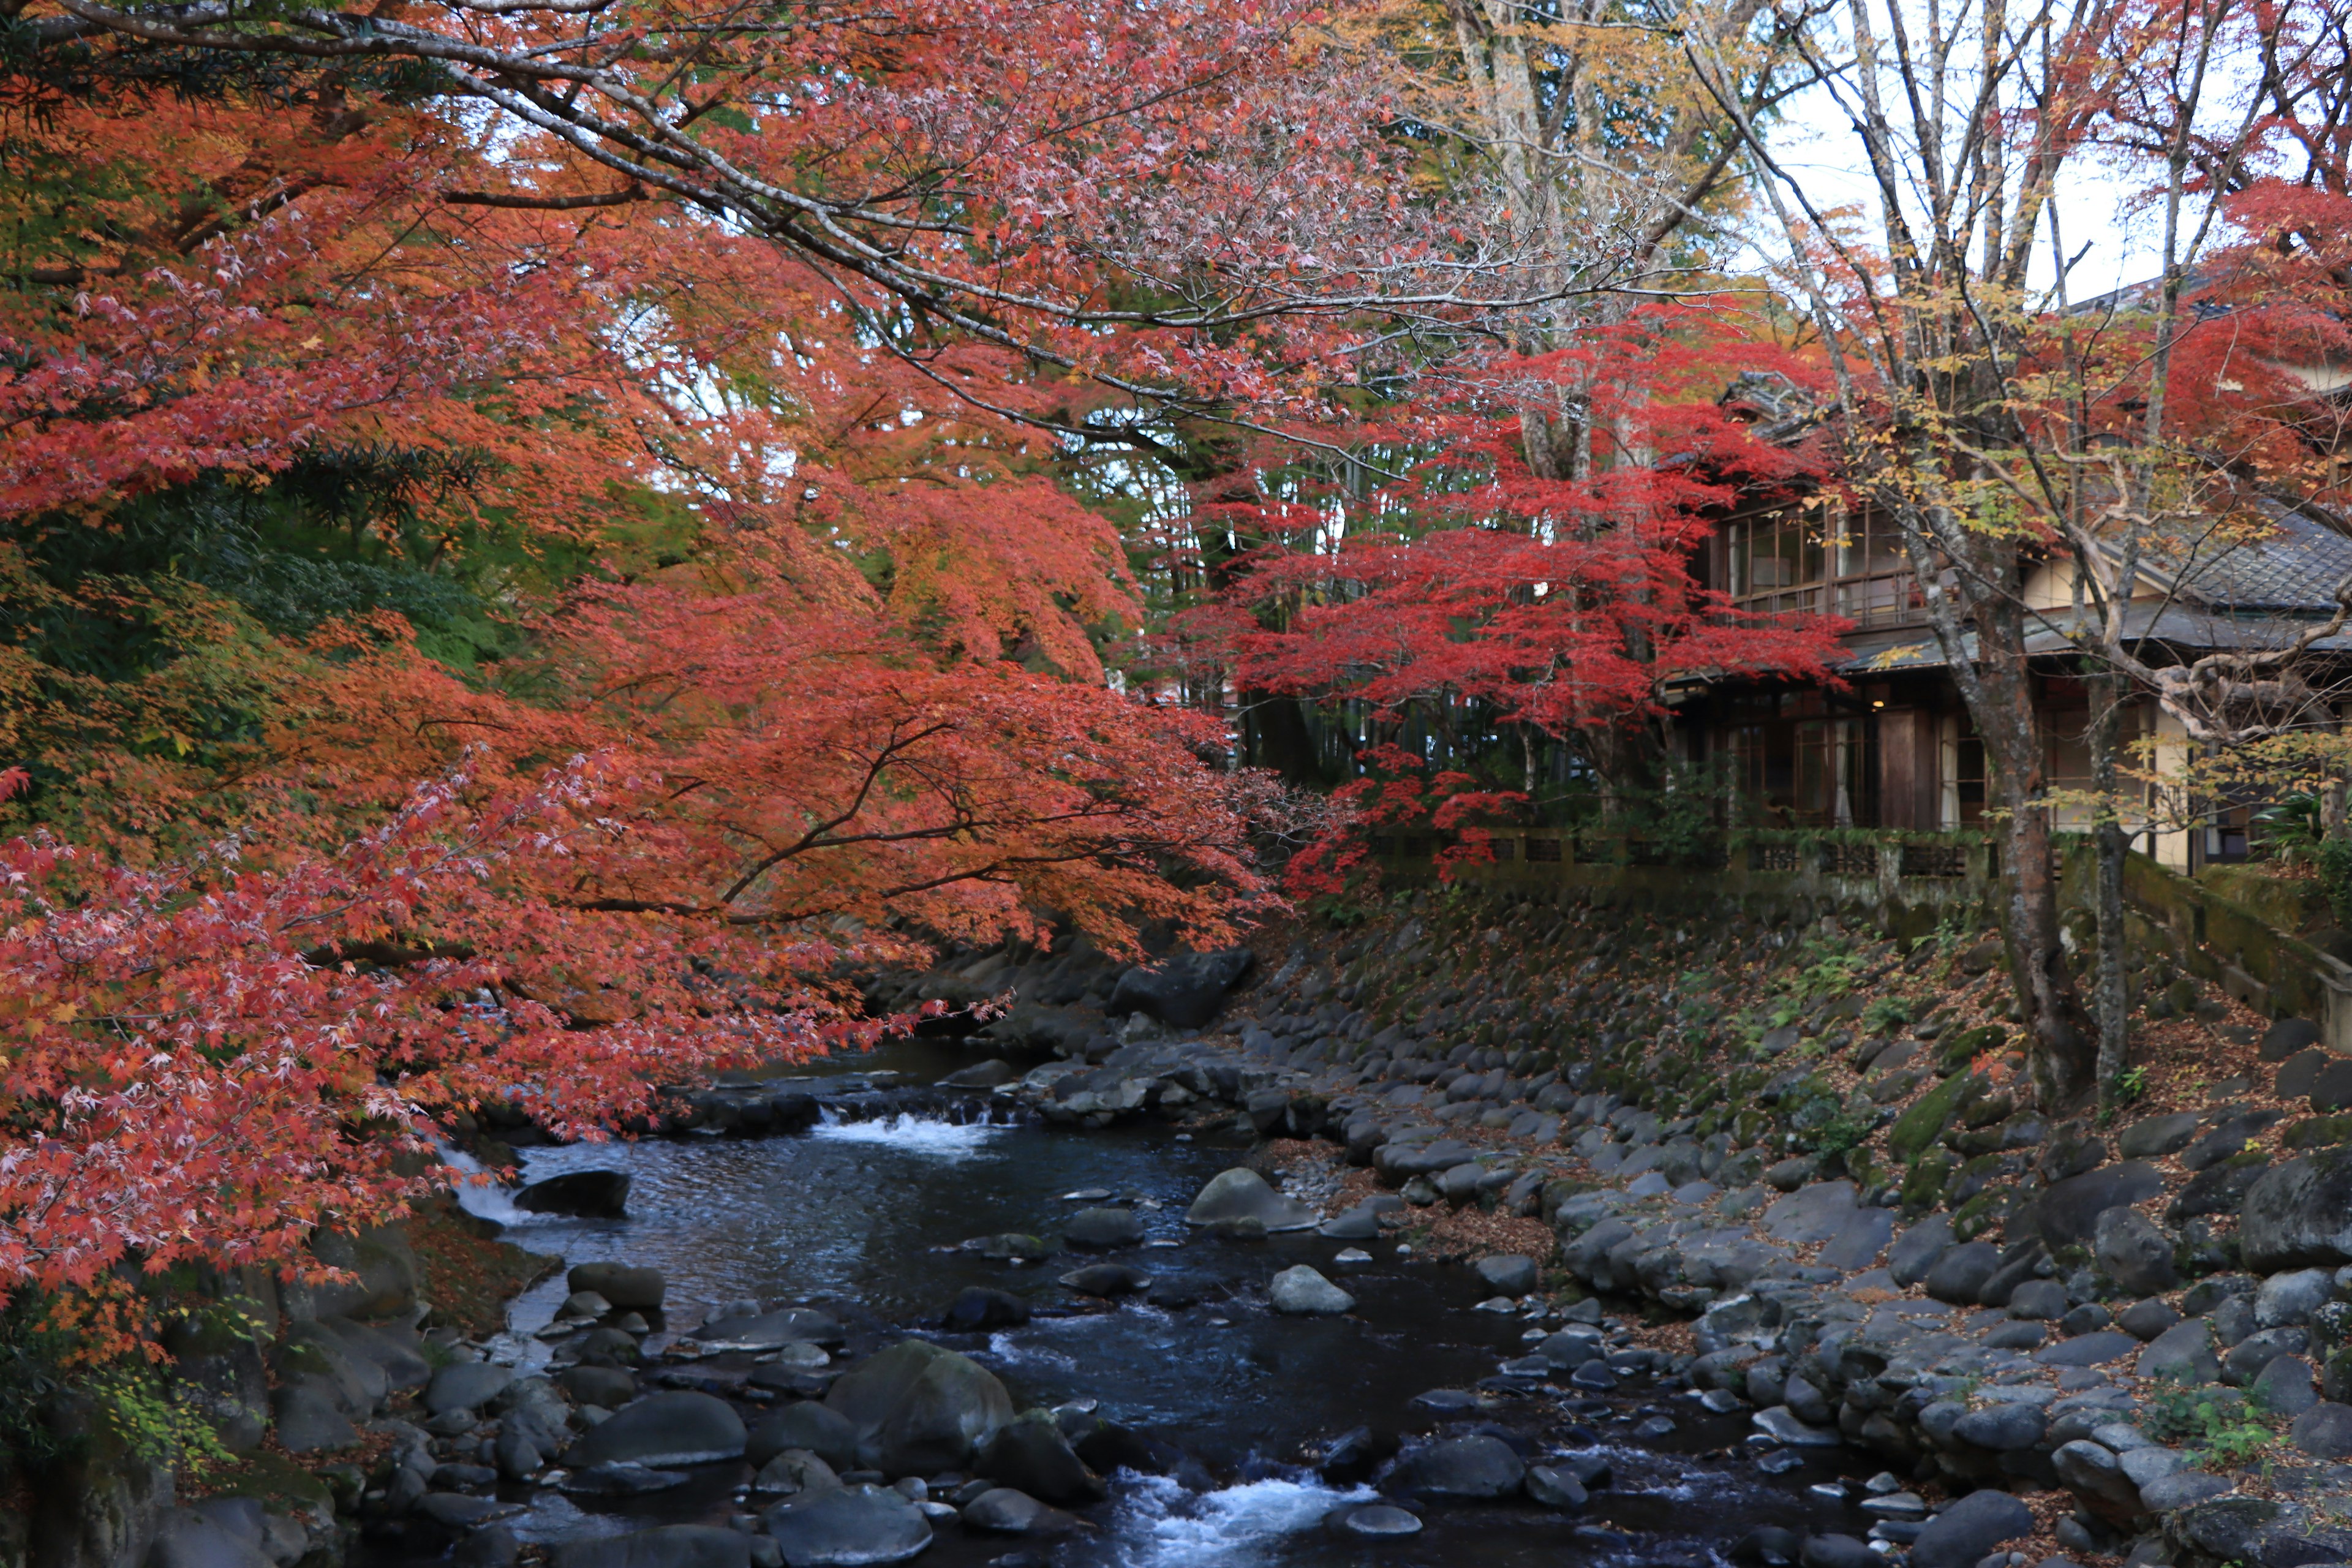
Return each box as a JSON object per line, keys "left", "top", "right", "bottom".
{"left": 1938, "top": 1025, "right": 2007, "bottom": 1074}
{"left": 1733, "top": 1109, "right": 1773, "bottom": 1146}
{"left": 2284, "top": 1115, "right": 2352, "bottom": 1151}
{"left": 1951, "top": 1188, "right": 2009, "bottom": 1241}
{"left": 1889, "top": 1070, "right": 1978, "bottom": 1161}
{"left": 1900, "top": 1151, "right": 1953, "bottom": 1215}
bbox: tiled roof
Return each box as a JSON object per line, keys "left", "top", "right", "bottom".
{"left": 2149, "top": 500, "right": 2352, "bottom": 612}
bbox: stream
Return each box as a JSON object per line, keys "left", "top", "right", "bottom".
{"left": 435, "top": 1040, "right": 1884, "bottom": 1568}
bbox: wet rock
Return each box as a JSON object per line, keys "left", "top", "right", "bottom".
{"left": 693, "top": 1309, "right": 844, "bottom": 1351}
{"left": 753, "top": 1450, "right": 845, "bottom": 1499}
{"left": 559, "top": 1462, "right": 692, "bottom": 1496}
{"left": 1319, "top": 1427, "right": 1402, "bottom": 1485}
{"left": 1390, "top": 1434, "right": 1525, "bottom": 1498}
{"left": 976, "top": 1409, "right": 1104, "bottom": 1504}
{"left": 1269, "top": 1266, "right": 1354, "bottom": 1316}
{"left": 1108, "top": 947, "right": 1254, "bottom": 1029}
{"left": 1910, "top": 1490, "right": 2034, "bottom": 1568}
{"left": 1326, "top": 1504, "right": 1423, "bottom": 1539}
{"left": 1062, "top": 1208, "right": 1144, "bottom": 1250}
{"left": 764, "top": 1485, "right": 935, "bottom": 1567}
{"left": 566, "top": 1392, "right": 747, "bottom": 1468}
{"left": 559, "top": 1366, "right": 639, "bottom": 1408}
{"left": 2095, "top": 1208, "right": 2179, "bottom": 1296}
{"left": 752, "top": 1404, "right": 861, "bottom": 1471}
{"left": 1733, "top": 1526, "right": 1803, "bottom": 1566}
{"left": 1317, "top": 1208, "right": 1381, "bottom": 1241}
{"left": 567, "top": 1263, "right": 666, "bottom": 1311}
{"left": 1525, "top": 1464, "right": 1588, "bottom": 1509}
{"left": 551, "top": 1526, "right": 755, "bottom": 1568}
{"left": 824, "top": 1340, "right": 1013, "bottom": 1474}
{"left": 514, "top": 1170, "right": 630, "bottom": 1219}
{"left": 1476, "top": 1255, "right": 1539, "bottom": 1295}
{"left": 1184, "top": 1169, "right": 1316, "bottom": 1232}
{"left": 941, "top": 1287, "right": 1030, "bottom": 1334}
{"left": 424, "top": 1362, "right": 513, "bottom": 1416}
{"left": 940, "top": 1060, "right": 1014, "bottom": 1088}
{"left": 960, "top": 1488, "right": 1080, "bottom": 1535}
{"left": 1060, "top": 1265, "right": 1152, "bottom": 1298}
{"left": 1800, "top": 1536, "right": 1880, "bottom": 1568}
{"left": 1753, "top": 1407, "right": 1842, "bottom": 1447}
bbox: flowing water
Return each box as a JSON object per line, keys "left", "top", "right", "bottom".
{"left": 440, "top": 1041, "right": 1882, "bottom": 1568}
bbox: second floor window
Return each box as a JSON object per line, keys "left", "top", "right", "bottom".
{"left": 1728, "top": 507, "right": 1926, "bottom": 628}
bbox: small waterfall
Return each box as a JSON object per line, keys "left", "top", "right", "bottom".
{"left": 807, "top": 1107, "right": 1006, "bottom": 1157}
{"left": 1106, "top": 1473, "right": 1376, "bottom": 1568}
{"left": 437, "top": 1142, "right": 544, "bottom": 1226}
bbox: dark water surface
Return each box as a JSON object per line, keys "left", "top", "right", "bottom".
{"left": 446, "top": 1041, "right": 1880, "bottom": 1568}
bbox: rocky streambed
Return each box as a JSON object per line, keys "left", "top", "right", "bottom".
{"left": 265, "top": 1039, "right": 1894, "bottom": 1568}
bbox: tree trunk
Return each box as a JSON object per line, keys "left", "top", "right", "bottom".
{"left": 2087, "top": 673, "right": 2132, "bottom": 1102}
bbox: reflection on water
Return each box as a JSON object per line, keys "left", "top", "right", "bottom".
{"left": 437, "top": 1042, "right": 1874, "bottom": 1568}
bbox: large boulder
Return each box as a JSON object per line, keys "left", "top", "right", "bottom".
{"left": 1185, "top": 1169, "right": 1316, "bottom": 1231}
{"left": 975, "top": 1409, "right": 1105, "bottom": 1504}
{"left": 1389, "top": 1434, "right": 1525, "bottom": 1498}
{"left": 1910, "top": 1489, "right": 2034, "bottom": 1568}
{"left": 824, "top": 1339, "right": 1012, "bottom": 1474}
{"left": 960, "top": 1488, "right": 1082, "bottom": 1536}
{"left": 147, "top": 1509, "right": 273, "bottom": 1568}
{"left": 1268, "top": 1266, "right": 1354, "bottom": 1316}
{"left": 1063, "top": 1208, "right": 1145, "bottom": 1250}
{"left": 424, "top": 1362, "right": 514, "bottom": 1416}
{"left": 1107, "top": 948, "right": 1255, "bottom": 1029}
{"left": 566, "top": 1263, "right": 666, "bottom": 1311}
{"left": 2239, "top": 1149, "right": 2352, "bottom": 1270}
{"left": 513, "top": 1170, "right": 630, "bottom": 1219}
{"left": 751, "top": 1403, "right": 861, "bottom": 1470}
{"left": 764, "top": 1486, "right": 934, "bottom": 1568}
{"left": 2032, "top": 1163, "right": 2165, "bottom": 1248}
{"left": 565, "top": 1393, "right": 747, "bottom": 1468}
{"left": 2095, "top": 1207, "right": 2180, "bottom": 1295}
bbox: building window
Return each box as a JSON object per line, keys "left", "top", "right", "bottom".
{"left": 1729, "top": 507, "right": 1927, "bottom": 629}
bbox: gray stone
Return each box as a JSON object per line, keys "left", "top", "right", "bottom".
{"left": 1801, "top": 1536, "right": 1882, "bottom": 1568}
{"left": 1476, "top": 1255, "right": 1539, "bottom": 1295}
{"left": 2262, "top": 1019, "right": 2325, "bottom": 1062}
{"left": 692, "top": 1310, "right": 844, "bottom": 1351}
{"left": 1391, "top": 1434, "right": 1525, "bottom": 1497}
{"left": 2052, "top": 1441, "right": 2138, "bottom": 1518}
{"left": 1317, "top": 1208, "right": 1380, "bottom": 1241}
{"left": 2289, "top": 1400, "right": 2352, "bottom": 1458}
{"left": 1059, "top": 1264, "right": 1151, "bottom": 1297}
{"left": 824, "top": 1340, "right": 1012, "bottom": 1474}
{"left": 1525, "top": 1464, "right": 1588, "bottom": 1509}
{"left": 2252, "top": 1355, "right": 2320, "bottom": 1419}
{"left": 148, "top": 1511, "right": 272, "bottom": 1568}
{"left": 1928, "top": 1242, "right": 2003, "bottom": 1304}
{"left": 2119, "top": 1298, "right": 2182, "bottom": 1341}
{"left": 566, "top": 1393, "right": 747, "bottom": 1468}
{"left": 2095, "top": 1208, "right": 2179, "bottom": 1297}
{"left": 940, "top": 1060, "right": 1014, "bottom": 1088}
{"left": 271, "top": 1380, "right": 356, "bottom": 1452}
{"left": 559, "top": 1366, "right": 638, "bottom": 1408}
{"left": 751, "top": 1450, "right": 842, "bottom": 1499}
{"left": 1326, "top": 1504, "right": 1423, "bottom": 1538}
{"left": 1910, "top": 1489, "right": 2035, "bottom": 1568}
{"left": 424, "top": 1362, "right": 514, "bottom": 1416}
{"left": 1764, "top": 1182, "right": 1858, "bottom": 1245}
{"left": 2135, "top": 1472, "right": 2233, "bottom": 1511}
{"left": 567, "top": 1263, "right": 666, "bottom": 1311}
{"left": 976, "top": 1410, "right": 1103, "bottom": 1504}
{"left": 551, "top": 1527, "right": 756, "bottom": 1568}
{"left": 1892, "top": 1216, "right": 1956, "bottom": 1287}
{"left": 1268, "top": 1265, "right": 1354, "bottom": 1316}
{"left": 752, "top": 1404, "right": 861, "bottom": 1471}
{"left": 557, "top": 1463, "right": 692, "bottom": 1496}
{"left": 2256, "top": 1268, "right": 2336, "bottom": 1329}
{"left": 941, "top": 1287, "right": 1029, "bottom": 1333}
{"left": 1820, "top": 1207, "right": 1897, "bottom": 1272}
{"left": 2138, "top": 1320, "right": 2221, "bottom": 1385}
{"left": 1753, "top": 1406, "right": 1842, "bottom": 1447}
{"left": 2036, "top": 1163, "right": 2166, "bottom": 1248}
{"left": 2008, "top": 1280, "right": 2069, "bottom": 1321}
{"left": 2036, "top": 1332, "right": 2138, "bottom": 1368}
{"left": 1954, "top": 1403, "right": 2048, "bottom": 1451}
{"left": 1062, "top": 1207, "right": 1144, "bottom": 1250}
{"left": 959, "top": 1488, "right": 1079, "bottom": 1536}
{"left": 1107, "top": 946, "right": 1254, "bottom": 1029}
{"left": 764, "top": 1486, "right": 934, "bottom": 1567}
{"left": 1184, "top": 1169, "right": 1316, "bottom": 1231}
{"left": 2118, "top": 1114, "right": 2200, "bottom": 1161}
